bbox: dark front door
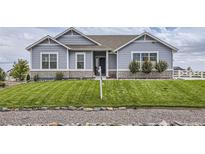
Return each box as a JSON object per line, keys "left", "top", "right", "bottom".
{"left": 99, "top": 57, "right": 106, "bottom": 75}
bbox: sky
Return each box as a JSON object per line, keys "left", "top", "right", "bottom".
{"left": 0, "top": 27, "right": 205, "bottom": 71}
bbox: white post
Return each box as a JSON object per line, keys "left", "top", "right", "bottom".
{"left": 189, "top": 71, "right": 192, "bottom": 78}
{"left": 178, "top": 70, "right": 180, "bottom": 78}
{"left": 201, "top": 72, "right": 203, "bottom": 78}
{"left": 98, "top": 66, "right": 103, "bottom": 99}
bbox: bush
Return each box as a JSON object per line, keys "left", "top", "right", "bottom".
{"left": 129, "top": 61, "right": 140, "bottom": 74}
{"left": 0, "top": 82, "right": 6, "bottom": 88}
{"left": 55, "top": 72, "right": 64, "bottom": 80}
{"left": 155, "top": 60, "right": 168, "bottom": 73}
{"left": 10, "top": 59, "right": 29, "bottom": 81}
{"left": 33, "top": 74, "right": 39, "bottom": 82}
{"left": 142, "top": 60, "right": 153, "bottom": 74}
{"left": 0, "top": 68, "right": 6, "bottom": 81}
{"left": 26, "top": 74, "right": 30, "bottom": 82}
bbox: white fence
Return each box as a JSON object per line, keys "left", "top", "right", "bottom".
{"left": 173, "top": 70, "right": 205, "bottom": 79}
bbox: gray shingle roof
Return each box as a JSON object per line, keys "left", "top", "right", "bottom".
{"left": 67, "top": 35, "right": 138, "bottom": 51}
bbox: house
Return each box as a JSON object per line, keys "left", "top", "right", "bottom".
{"left": 26, "top": 27, "right": 178, "bottom": 79}
{"left": 174, "top": 66, "right": 185, "bottom": 71}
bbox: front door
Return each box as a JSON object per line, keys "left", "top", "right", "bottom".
{"left": 99, "top": 57, "right": 106, "bottom": 75}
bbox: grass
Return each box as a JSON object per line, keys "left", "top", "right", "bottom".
{"left": 0, "top": 80, "right": 205, "bottom": 108}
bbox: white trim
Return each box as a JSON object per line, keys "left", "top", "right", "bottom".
{"left": 26, "top": 35, "right": 71, "bottom": 51}
{"left": 30, "top": 69, "right": 93, "bottom": 72}
{"left": 109, "top": 69, "right": 117, "bottom": 71}
{"left": 131, "top": 51, "right": 159, "bottom": 69}
{"left": 30, "top": 48, "right": 32, "bottom": 69}
{"left": 114, "top": 32, "right": 178, "bottom": 52}
{"left": 91, "top": 51, "right": 93, "bottom": 70}
{"left": 106, "top": 51, "right": 109, "bottom": 77}
{"left": 133, "top": 40, "right": 158, "bottom": 43}
{"left": 117, "top": 69, "right": 173, "bottom": 71}
{"left": 69, "top": 69, "right": 92, "bottom": 72}
{"left": 54, "top": 27, "right": 102, "bottom": 46}
{"left": 67, "top": 49, "right": 69, "bottom": 69}
{"left": 40, "top": 52, "right": 59, "bottom": 70}
{"left": 75, "top": 52, "right": 86, "bottom": 70}
{"left": 117, "top": 51, "right": 119, "bottom": 79}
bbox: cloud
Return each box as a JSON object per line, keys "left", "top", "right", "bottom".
{"left": 0, "top": 27, "right": 205, "bottom": 71}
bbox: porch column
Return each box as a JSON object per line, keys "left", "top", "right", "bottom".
{"left": 106, "top": 51, "right": 109, "bottom": 77}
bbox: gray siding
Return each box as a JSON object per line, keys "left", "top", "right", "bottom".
{"left": 57, "top": 35, "right": 95, "bottom": 45}
{"left": 69, "top": 51, "right": 92, "bottom": 69}
{"left": 108, "top": 54, "right": 117, "bottom": 69}
{"left": 118, "top": 41, "right": 173, "bottom": 69}
{"left": 31, "top": 44, "right": 67, "bottom": 69}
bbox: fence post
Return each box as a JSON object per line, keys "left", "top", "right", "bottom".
{"left": 201, "top": 72, "right": 203, "bottom": 78}
{"left": 189, "top": 71, "right": 192, "bottom": 78}
{"left": 178, "top": 70, "right": 180, "bottom": 78}
{"left": 98, "top": 66, "right": 103, "bottom": 99}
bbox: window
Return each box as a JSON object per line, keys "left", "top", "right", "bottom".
{"left": 76, "top": 53, "right": 85, "bottom": 69}
{"left": 41, "top": 53, "right": 58, "bottom": 69}
{"left": 132, "top": 52, "right": 158, "bottom": 68}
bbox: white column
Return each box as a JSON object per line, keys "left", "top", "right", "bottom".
{"left": 117, "top": 51, "right": 119, "bottom": 79}
{"left": 106, "top": 51, "right": 109, "bottom": 77}
{"left": 67, "top": 49, "right": 69, "bottom": 69}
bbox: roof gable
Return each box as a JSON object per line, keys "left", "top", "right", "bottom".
{"left": 114, "top": 32, "right": 178, "bottom": 52}
{"left": 26, "top": 35, "right": 70, "bottom": 51}
{"left": 54, "top": 27, "right": 102, "bottom": 46}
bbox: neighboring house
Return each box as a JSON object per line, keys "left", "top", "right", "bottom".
{"left": 26, "top": 27, "right": 178, "bottom": 79}
{"left": 174, "top": 66, "right": 185, "bottom": 71}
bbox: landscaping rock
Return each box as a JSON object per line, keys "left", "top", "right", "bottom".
{"left": 83, "top": 108, "right": 93, "bottom": 112}
{"left": 100, "top": 107, "right": 107, "bottom": 111}
{"left": 54, "top": 107, "right": 60, "bottom": 110}
{"left": 106, "top": 107, "right": 114, "bottom": 111}
{"left": 40, "top": 107, "right": 48, "bottom": 110}
{"left": 158, "top": 120, "right": 169, "bottom": 126}
{"left": 118, "top": 107, "right": 126, "bottom": 110}
{"left": 143, "top": 123, "right": 157, "bottom": 126}
{"left": 60, "top": 107, "right": 68, "bottom": 110}
{"left": 2, "top": 107, "right": 10, "bottom": 112}
{"left": 68, "top": 106, "right": 77, "bottom": 110}
{"left": 77, "top": 107, "right": 84, "bottom": 110}
{"left": 93, "top": 107, "right": 101, "bottom": 111}
{"left": 48, "top": 122, "right": 63, "bottom": 126}
{"left": 22, "top": 108, "right": 32, "bottom": 111}
{"left": 172, "top": 121, "right": 184, "bottom": 126}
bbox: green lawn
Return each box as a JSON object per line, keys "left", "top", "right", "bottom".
{"left": 0, "top": 80, "right": 205, "bottom": 108}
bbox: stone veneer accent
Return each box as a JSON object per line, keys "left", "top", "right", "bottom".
{"left": 69, "top": 71, "right": 94, "bottom": 79}
{"left": 108, "top": 71, "right": 117, "bottom": 78}
{"left": 31, "top": 71, "right": 95, "bottom": 79}
{"left": 117, "top": 70, "right": 173, "bottom": 79}
{"left": 30, "top": 71, "right": 70, "bottom": 79}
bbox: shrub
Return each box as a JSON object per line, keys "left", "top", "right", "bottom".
{"left": 33, "top": 74, "right": 39, "bottom": 82}
{"left": 142, "top": 60, "right": 153, "bottom": 74}
{"left": 55, "top": 72, "right": 64, "bottom": 80}
{"left": 10, "top": 59, "right": 29, "bottom": 81}
{"left": 26, "top": 74, "right": 30, "bottom": 82}
{"left": 0, "top": 82, "right": 6, "bottom": 88}
{"left": 155, "top": 60, "right": 168, "bottom": 73}
{"left": 0, "top": 68, "right": 6, "bottom": 81}
{"left": 129, "top": 61, "right": 140, "bottom": 74}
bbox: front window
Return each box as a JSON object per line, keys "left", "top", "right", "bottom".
{"left": 132, "top": 52, "right": 158, "bottom": 68}
{"left": 42, "top": 53, "right": 57, "bottom": 69}
{"left": 76, "top": 53, "right": 85, "bottom": 69}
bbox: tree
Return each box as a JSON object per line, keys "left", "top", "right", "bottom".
{"left": 10, "top": 59, "right": 29, "bottom": 81}
{"left": 187, "top": 67, "right": 192, "bottom": 72}
{"left": 142, "top": 60, "right": 153, "bottom": 74}
{"left": 0, "top": 68, "right": 6, "bottom": 81}
{"left": 129, "top": 61, "right": 140, "bottom": 74}
{"left": 155, "top": 60, "right": 168, "bottom": 73}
